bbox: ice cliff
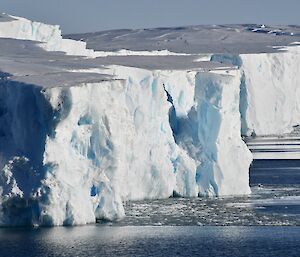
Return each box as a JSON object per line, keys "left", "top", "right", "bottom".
{"left": 211, "top": 47, "right": 300, "bottom": 136}
{"left": 0, "top": 13, "right": 98, "bottom": 56}
{"left": 0, "top": 14, "right": 299, "bottom": 226}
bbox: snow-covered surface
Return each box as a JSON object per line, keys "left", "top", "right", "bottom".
{"left": 67, "top": 24, "right": 300, "bottom": 54}
{"left": 0, "top": 13, "right": 299, "bottom": 226}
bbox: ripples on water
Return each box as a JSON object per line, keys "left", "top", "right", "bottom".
{"left": 1, "top": 226, "right": 300, "bottom": 257}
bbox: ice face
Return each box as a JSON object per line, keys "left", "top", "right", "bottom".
{"left": 240, "top": 48, "right": 300, "bottom": 136}
{"left": 0, "top": 14, "right": 299, "bottom": 226}
{"left": 0, "top": 68, "right": 195, "bottom": 226}
{"left": 0, "top": 67, "right": 251, "bottom": 226}
{"left": 195, "top": 70, "right": 252, "bottom": 195}
{"left": 0, "top": 14, "right": 99, "bottom": 57}
{"left": 211, "top": 47, "right": 300, "bottom": 136}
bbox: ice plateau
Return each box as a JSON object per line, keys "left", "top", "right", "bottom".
{"left": 0, "top": 13, "right": 300, "bottom": 226}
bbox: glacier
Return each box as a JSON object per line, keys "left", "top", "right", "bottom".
{"left": 0, "top": 13, "right": 299, "bottom": 226}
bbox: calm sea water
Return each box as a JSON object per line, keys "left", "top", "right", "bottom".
{"left": 0, "top": 160, "right": 300, "bottom": 257}
{"left": 0, "top": 226, "right": 300, "bottom": 257}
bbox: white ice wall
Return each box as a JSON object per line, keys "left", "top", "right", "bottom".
{"left": 0, "top": 68, "right": 199, "bottom": 226}
{"left": 0, "top": 15, "right": 61, "bottom": 45}
{"left": 40, "top": 67, "right": 204, "bottom": 225}
{"left": 0, "top": 65, "right": 254, "bottom": 226}
{"left": 0, "top": 14, "right": 97, "bottom": 56}
{"left": 195, "top": 70, "right": 252, "bottom": 195}
{"left": 240, "top": 46, "right": 300, "bottom": 136}
{"left": 211, "top": 45, "right": 300, "bottom": 136}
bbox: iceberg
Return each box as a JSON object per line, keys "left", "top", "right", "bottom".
{"left": 0, "top": 13, "right": 299, "bottom": 226}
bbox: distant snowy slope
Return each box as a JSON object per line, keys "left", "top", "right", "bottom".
{"left": 67, "top": 24, "right": 300, "bottom": 54}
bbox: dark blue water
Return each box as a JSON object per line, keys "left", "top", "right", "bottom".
{"left": 0, "top": 226, "right": 300, "bottom": 257}
{"left": 250, "top": 159, "right": 300, "bottom": 185}
{"left": 0, "top": 160, "right": 300, "bottom": 256}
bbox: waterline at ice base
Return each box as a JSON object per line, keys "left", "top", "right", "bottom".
{"left": 0, "top": 13, "right": 300, "bottom": 226}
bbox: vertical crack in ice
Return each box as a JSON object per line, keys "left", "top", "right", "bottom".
{"left": 239, "top": 71, "right": 253, "bottom": 137}
{"left": 163, "top": 83, "right": 178, "bottom": 141}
